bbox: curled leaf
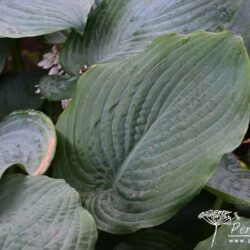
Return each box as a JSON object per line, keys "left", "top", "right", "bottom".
{"left": 0, "top": 110, "right": 56, "bottom": 177}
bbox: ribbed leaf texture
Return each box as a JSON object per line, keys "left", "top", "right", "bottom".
{"left": 0, "top": 0, "right": 95, "bottom": 37}
{"left": 61, "top": 0, "right": 242, "bottom": 74}
{"left": 0, "top": 174, "right": 97, "bottom": 250}
{"left": 53, "top": 31, "right": 250, "bottom": 233}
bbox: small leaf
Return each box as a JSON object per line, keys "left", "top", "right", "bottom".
{"left": 114, "top": 229, "right": 191, "bottom": 250}
{"left": 0, "top": 71, "right": 45, "bottom": 120}
{"left": 0, "top": 110, "right": 56, "bottom": 177}
{"left": 206, "top": 153, "right": 250, "bottom": 205}
{"left": 195, "top": 217, "right": 250, "bottom": 250}
{"left": 0, "top": 174, "right": 97, "bottom": 250}
{"left": 39, "top": 75, "right": 79, "bottom": 101}
{"left": 61, "top": 0, "right": 242, "bottom": 74}
{"left": 0, "top": 0, "right": 95, "bottom": 38}
{"left": 53, "top": 31, "right": 250, "bottom": 233}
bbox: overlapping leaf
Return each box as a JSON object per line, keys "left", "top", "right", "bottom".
{"left": 0, "top": 71, "right": 45, "bottom": 120}
{"left": 114, "top": 230, "right": 191, "bottom": 250}
{"left": 44, "top": 30, "right": 70, "bottom": 44}
{"left": 0, "top": 174, "right": 97, "bottom": 250}
{"left": 206, "top": 153, "right": 250, "bottom": 205}
{"left": 60, "top": 0, "right": 242, "bottom": 74}
{"left": 0, "top": 110, "right": 56, "bottom": 177}
{"left": 231, "top": 0, "right": 250, "bottom": 53}
{"left": 0, "top": 0, "right": 95, "bottom": 38}
{"left": 195, "top": 217, "right": 250, "bottom": 249}
{"left": 53, "top": 31, "right": 250, "bottom": 233}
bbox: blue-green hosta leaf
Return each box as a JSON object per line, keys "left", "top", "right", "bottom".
{"left": 114, "top": 229, "right": 191, "bottom": 250}
{"left": 231, "top": 0, "right": 250, "bottom": 53}
{"left": 53, "top": 31, "right": 250, "bottom": 233}
{"left": 0, "top": 38, "right": 14, "bottom": 73}
{"left": 195, "top": 217, "right": 250, "bottom": 250}
{"left": 0, "top": 174, "right": 97, "bottom": 250}
{"left": 206, "top": 154, "right": 250, "bottom": 206}
{"left": 0, "top": 71, "right": 45, "bottom": 120}
{"left": 0, "top": 110, "right": 56, "bottom": 177}
{"left": 0, "top": 0, "right": 95, "bottom": 38}
{"left": 61, "top": 0, "right": 242, "bottom": 75}
{"left": 39, "top": 75, "right": 79, "bottom": 101}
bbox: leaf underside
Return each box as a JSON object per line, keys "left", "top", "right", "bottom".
{"left": 53, "top": 31, "right": 250, "bottom": 233}
{"left": 0, "top": 110, "right": 56, "bottom": 178}
{"left": 61, "top": 0, "right": 242, "bottom": 74}
{"left": 0, "top": 174, "right": 97, "bottom": 250}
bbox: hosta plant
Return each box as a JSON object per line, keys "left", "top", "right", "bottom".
{"left": 1, "top": 0, "right": 250, "bottom": 249}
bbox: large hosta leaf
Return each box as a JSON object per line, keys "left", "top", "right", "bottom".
{"left": 53, "top": 31, "right": 250, "bottom": 233}
{"left": 0, "top": 71, "right": 45, "bottom": 120}
{"left": 61, "top": 0, "right": 242, "bottom": 74}
{"left": 206, "top": 153, "right": 250, "bottom": 205}
{"left": 0, "top": 0, "right": 95, "bottom": 38}
{"left": 114, "top": 230, "right": 191, "bottom": 250}
{"left": 195, "top": 217, "right": 250, "bottom": 250}
{"left": 0, "top": 110, "right": 56, "bottom": 177}
{"left": 0, "top": 174, "right": 97, "bottom": 250}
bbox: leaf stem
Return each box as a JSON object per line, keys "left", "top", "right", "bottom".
{"left": 211, "top": 225, "right": 218, "bottom": 247}
{"left": 213, "top": 198, "right": 224, "bottom": 210}
{"left": 12, "top": 39, "right": 23, "bottom": 73}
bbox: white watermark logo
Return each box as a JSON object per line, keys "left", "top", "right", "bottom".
{"left": 198, "top": 210, "right": 240, "bottom": 247}
{"left": 228, "top": 221, "right": 250, "bottom": 245}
